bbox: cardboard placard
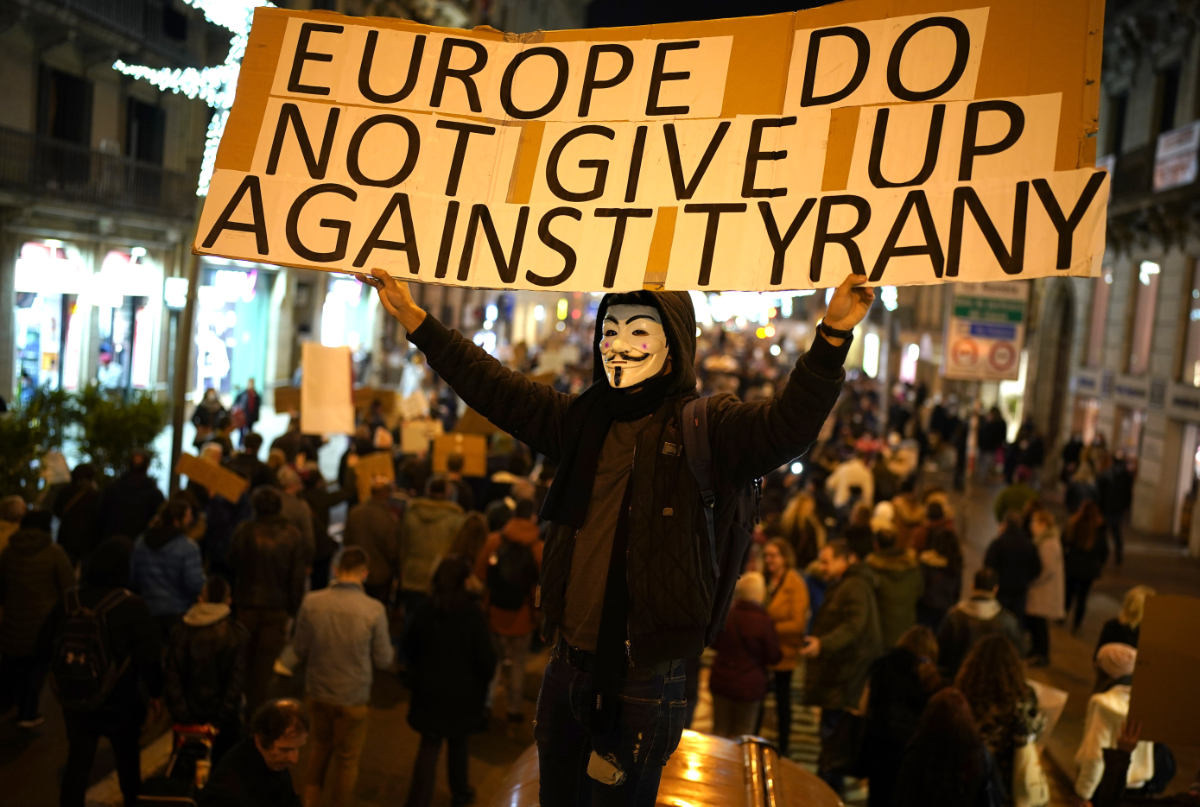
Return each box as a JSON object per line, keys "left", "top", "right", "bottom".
{"left": 401, "top": 418, "right": 442, "bottom": 453}
{"left": 399, "top": 390, "right": 430, "bottom": 420}
{"left": 1128, "top": 594, "right": 1200, "bottom": 747}
{"left": 300, "top": 343, "right": 355, "bottom": 435}
{"left": 274, "top": 385, "right": 301, "bottom": 415}
{"left": 353, "top": 450, "right": 395, "bottom": 503}
{"left": 433, "top": 433, "right": 487, "bottom": 477}
{"left": 196, "top": 0, "right": 1107, "bottom": 292}
{"left": 176, "top": 453, "right": 250, "bottom": 503}
{"left": 352, "top": 388, "right": 396, "bottom": 416}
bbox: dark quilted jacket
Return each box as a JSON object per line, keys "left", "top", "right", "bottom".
{"left": 165, "top": 604, "right": 249, "bottom": 727}
{"left": 406, "top": 296, "right": 847, "bottom": 666}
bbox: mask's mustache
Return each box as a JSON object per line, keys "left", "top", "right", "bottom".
{"left": 603, "top": 350, "right": 652, "bottom": 363}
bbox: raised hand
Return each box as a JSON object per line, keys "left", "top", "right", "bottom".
{"left": 356, "top": 268, "right": 427, "bottom": 332}
{"left": 824, "top": 273, "right": 876, "bottom": 332}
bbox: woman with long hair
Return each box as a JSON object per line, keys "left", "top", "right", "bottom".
{"left": 861, "top": 626, "right": 943, "bottom": 807}
{"left": 403, "top": 557, "right": 497, "bottom": 807}
{"left": 779, "top": 492, "right": 826, "bottom": 569}
{"left": 759, "top": 538, "right": 808, "bottom": 755}
{"left": 1096, "top": 585, "right": 1155, "bottom": 653}
{"left": 1025, "top": 509, "right": 1065, "bottom": 666}
{"left": 956, "top": 634, "right": 1046, "bottom": 806}
{"left": 894, "top": 687, "right": 1004, "bottom": 807}
{"left": 1064, "top": 499, "right": 1109, "bottom": 634}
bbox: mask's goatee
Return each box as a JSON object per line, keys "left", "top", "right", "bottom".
{"left": 613, "top": 366, "right": 623, "bottom": 387}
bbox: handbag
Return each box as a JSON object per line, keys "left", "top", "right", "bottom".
{"left": 818, "top": 711, "right": 867, "bottom": 779}
{"left": 1012, "top": 737, "right": 1050, "bottom": 807}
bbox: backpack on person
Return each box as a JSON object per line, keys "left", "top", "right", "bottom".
{"left": 681, "top": 397, "right": 762, "bottom": 647}
{"left": 49, "top": 588, "right": 131, "bottom": 711}
{"left": 488, "top": 538, "right": 539, "bottom": 611}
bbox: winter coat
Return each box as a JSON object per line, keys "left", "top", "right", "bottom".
{"left": 1074, "top": 685, "right": 1155, "bottom": 800}
{"left": 804, "top": 562, "right": 884, "bottom": 710}
{"left": 1026, "top": 526, "right": 1066, "bottom": 620}
{"left": 227, "top": 516, "right": 307, "bottom": 615}
{"left": 891, "top": 494, "right": 925, "bottom": 550}
{"left": 867, "top": 547, "right": 925, "bottom": 648}
{"left": 403, "top": 597, "right": 496, "bottom": 737}
{"left": 401, "top": 498, "right": 465, "bottom": 594}
{"left": 130, "top": 526, "right": 206, "bottom": 618}
{"left": 984, "top": 526, "right": 1042, "bottom": 617}
{"left": 343, "top": 499, "right": 403, "bottom": 589}
{"left": 0, "top": 528, "right": 75, "bottom": 655}
{"left": 992, "top": 482, "right": 1036, "bottom": 523}
{"left": 764, "top": 569, "right": 808, "bottom": 671}
{"left": 406, "top": 298, "right": 847, "bottom": 667}
{"left": 862, "top": 647, "right": 936, "bottom": 800}
{"left": 278, "top": 491, "right": 315, "bottom": 565}
{"left": 1064, "top": 521, "right": 1109, "bottom": 581}
{"left": 474, "top": 518, "right": 544, "bottom": 637}
{"left": 826, "top": 458, "right": 875, "bottom": 508}
{"left": 199, "top": 738, "right": 301, "bottom": 807}
{"left": 164, "top": 602, "right": 249, "bottom": 727}
{"left": 53, "top": 481, "right": 102, "bottom": 564}
{"left": 918, "top": 546, "right": 963, "bottom": 614}
{"left": 936, "top": 596, "right": 1025, "bottom": 678}
{"left": 1095, "top": 619, "right": 1139, "bottom": 656}
{"left": 709, "top": 600, "right": 782, "bottom": 702}
{"left": 99, "top": 472, "right": 165, "bottom": 540}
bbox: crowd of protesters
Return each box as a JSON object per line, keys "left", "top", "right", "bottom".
{"left": 0, "top": 333, "right": 1192, "bottom": 807}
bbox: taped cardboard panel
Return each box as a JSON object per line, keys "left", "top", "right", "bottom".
{"left": 217, "top": 9, "right": 289, "bottom": 173}
{"left": 822, "top": 107, "right": 861, "bottom": 192}
{"left": 643, "top": 206, "right": 677, "bottom": 287}
{"left": 176, "top": 454, "right": 249, "bottom": 503}
{"left": 507, "top": 121, "right": 545, "bottom": 204}
{"left": 1128, "top": 595, "right": 1200, "bottom": 747}
{"left": 719, "top": 14, "right": 793, "bottom": 118}
{"left": 353, "top": 450, "right": 395, "bottom": 503}
{"left": 433, "top": 433, "right": 488, "bottom": 476}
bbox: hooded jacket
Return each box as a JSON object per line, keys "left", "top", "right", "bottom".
{"left": 936, "top": 595, "right": 1025, "bottom": 678}
{"left": 866, "top": 547, "right": 924, "bottom": 648}
{"left": 710, "top": 599, "right": 782, "bottom": 702}
{"left": 165, "top": 602, "right": 249, "bottom": 726}
{"left": 227, "top": 516, "right": 307, "bottom": 615}
{"left": 405, "top": 291, "right": 848, "bottom": 666}
{"left": 474, "top": 517, "right": 544, "bottom": 636}
{"left": 401, "top": 498, "right": 465, "bottom": 593}
{"left": 803, "top": 562, "right": 883, "bottom": 710}
{"left": 984, "top": 525, "right": 1042, "bottom": 616}
{"left": 130, "top": 525, "right": 206, "bottom": 618}
{"left": 0, "top": 527, "right": 75, "bottom": 655}
{"left": 99, "top": 471, "right": 164, "bottom": 540}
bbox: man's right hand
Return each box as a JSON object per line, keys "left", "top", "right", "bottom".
{"left": 356, "top": 268, "right": 427, "bottom": 333}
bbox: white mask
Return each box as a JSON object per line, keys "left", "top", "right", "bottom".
{"left": 599, "top": 304, "right": 669, "bottom": 389}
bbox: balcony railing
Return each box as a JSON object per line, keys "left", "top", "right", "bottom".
{"left": 43, "top": 0, "right": 198, "bottom": 66}
{"left": 0, "top": 126, "right": 195, "bottom": 219}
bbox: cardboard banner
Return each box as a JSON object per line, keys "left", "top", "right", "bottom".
{"left": 274, "top": 385, "right": 301, "bottom": 415}
{"left": 195, "top": 0, "right": 1107, "bottom": 291}
{"left": 1128, "top": 594, "right": 1200, "bottom": 747}
{"left": 401, "top": 417, "right": 443, "bottom": 452}
{"left": 353, "top": 450, "right": 396, "bottom": 503}
{"left": 943, "top": 281, "right": 1028, "bottom": 381}
{"left": 176, "top": 454, "right": 250, "bottom": 503}
{"left": 433, "top": 433, "right": 487, "bottom": 476}
{"left": 300, "top": 343, "right": 355, "bottom": 435}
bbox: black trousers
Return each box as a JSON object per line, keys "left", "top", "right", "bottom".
{"left": 0, "top": 655, "right": 48, "bottom": 721}
{"left": 404, "top": 733, "right": 470, "bottom": 807}
{"left": 60, "top": 706, "right": 145, "bottom": 807}
{"left": 754, "top": 669, "right": 794, "bottom": 756}
{"left": 1027, "top": 615, "right": 1050, "bottom": 659}
{"left": 1064, "top": 576, "right": 1095, "bottom": 631}
{"left": 237, "top": 607, "right": 290, "bottom": 716}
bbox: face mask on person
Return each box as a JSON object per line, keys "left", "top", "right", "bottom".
{"left": 599, "top": 304, "right": 669, "bottom": 389}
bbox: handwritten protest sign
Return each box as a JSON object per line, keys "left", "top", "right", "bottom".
{"left": 176, "top": 454, "right": 250, "bottom": 503}
{"left": 195, "top": 0, "right": 1106, "bottom": 291}
{"left": 353, "top": 450, "right": 396, "bottom": 503}
{"left": 300, "top": 343, "right": 354, "bottom": 435}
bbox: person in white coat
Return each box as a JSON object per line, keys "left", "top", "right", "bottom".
{"left": 1025, "top": 509, "right": 1065, "bottom": 667}
{"left": 1075, "top": 643, "right": 1155, "bottom": 801}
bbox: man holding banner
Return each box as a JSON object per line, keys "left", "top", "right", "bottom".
{"left": 363, "top": 267, "right": 873, "bottom": 804}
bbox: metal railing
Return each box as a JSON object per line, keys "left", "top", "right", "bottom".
{"left": 0, "top": 126, "right": 195, "bottom": 219}
{"left": 42, "top": 0, "right": 196, "bottom": 65}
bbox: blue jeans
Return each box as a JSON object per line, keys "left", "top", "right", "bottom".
{"left": 534, "top": 653, "right": 687, "bottom": 807}
{"left": 818, "top": 708, "right": 847, "bottom": 796}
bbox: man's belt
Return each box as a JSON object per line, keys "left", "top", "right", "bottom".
{"left": 556, "top": 637, "right": 681, "bottom": 680}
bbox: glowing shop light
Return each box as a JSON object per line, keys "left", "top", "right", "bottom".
{"left": 557, "top": 299, "right": 569, "bottom": 320}
{"left": 533, "top": 305, "right": 545, "bottom": 321}
{"left": 789, "top": 462, "right": 804, "bottom": 474}
{"left": 863, "top": 332, "right": 880, "bottom": 378}
{"left": 769, "top": 344, "right": 781, "bottom": 356}
{"left": 881, "top": 286, "right": 899, "bottom": 312}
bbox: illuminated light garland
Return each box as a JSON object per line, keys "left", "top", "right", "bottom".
{"left": 113, "top": 0, "right": 268, "bottom": 196}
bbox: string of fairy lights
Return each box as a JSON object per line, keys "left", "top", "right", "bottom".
{"left": 113, "top": 0, "right": 271, "bottom": 197}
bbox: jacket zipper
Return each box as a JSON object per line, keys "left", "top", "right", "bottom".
{"left": 626, "top": 442, "right": 636, "bottom": 668}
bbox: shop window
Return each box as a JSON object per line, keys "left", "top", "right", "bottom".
{"left": 1087, "top": 269, "right": 1112, "bottom": 367}
{"left": 1182, "top": 260, "right": 1200, "bottom": 386}
{"left": 1128, "top": 261, "right": 1160, "bottom": 375}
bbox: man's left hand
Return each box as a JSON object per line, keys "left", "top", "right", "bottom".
{"left": 800, "top": 636, "right": 821, "bottom": 658}
{"left": 823, "top": 274, "right": 876, "bottom": 333}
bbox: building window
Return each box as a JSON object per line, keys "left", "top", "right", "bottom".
{"left": 1158, "top": 64, "right": 1181, "bottom": 136}
{"left": 1182, "top": 261, "right": 1200, "bottom": 386}
{"left": 1128, "top": 261, "right": 1161, "bottom": 375}
{"left": 1107, "top": 92, "right": 1128, "bottom": 156}
{"left": 37, "top": 66, "right": 92, "bottom": 145}
{"left": 126, "top": 99, "right": 166, "bottom": 164}
{"left": 1087, "top": 269, "right": 1112, "bottom": 367}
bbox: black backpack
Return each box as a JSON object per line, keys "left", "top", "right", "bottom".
{"left": 487, "top": 538, "right": 539, "bottom": 611}
{"left": 681, "top": 397, "right": 762, "bottom": 646}
{"left": 50, "top": 588, "right": 131, "bottom": 711}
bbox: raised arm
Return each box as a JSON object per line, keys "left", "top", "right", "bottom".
{"left": 361, "top": 268, "right": 574, "bottom": 462}
{"left": 710, "top": 275, "right": 874, "bottom": 486}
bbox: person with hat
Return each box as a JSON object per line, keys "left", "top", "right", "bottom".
{"left": 1075, "top": 643, "right": 1158, "bottom": 801}
{"left": 363, "top": 266, "right": 873, "bottom": 805}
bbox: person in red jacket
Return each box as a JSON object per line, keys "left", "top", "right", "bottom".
{"left": 708, "top": 573, "right": 782, "bottom": 739}
{"left": 474, "top": 499, "right": 544, "bottom": 724}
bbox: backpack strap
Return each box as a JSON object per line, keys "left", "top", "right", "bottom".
{"left": 92, "top": 589, "right": 131, "bottom": 620}
{"left": 681, "top": 397, "right": 720, "bottom": 581}
{"left": 65, "top": 587, "right": 82, "bottom": 616}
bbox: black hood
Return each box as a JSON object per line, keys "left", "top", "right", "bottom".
{"left": 83, "top": 537, "right": 132, "bottom": 588}
{"left": 591, "top": 290, "right": 697, "bottom": 397}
